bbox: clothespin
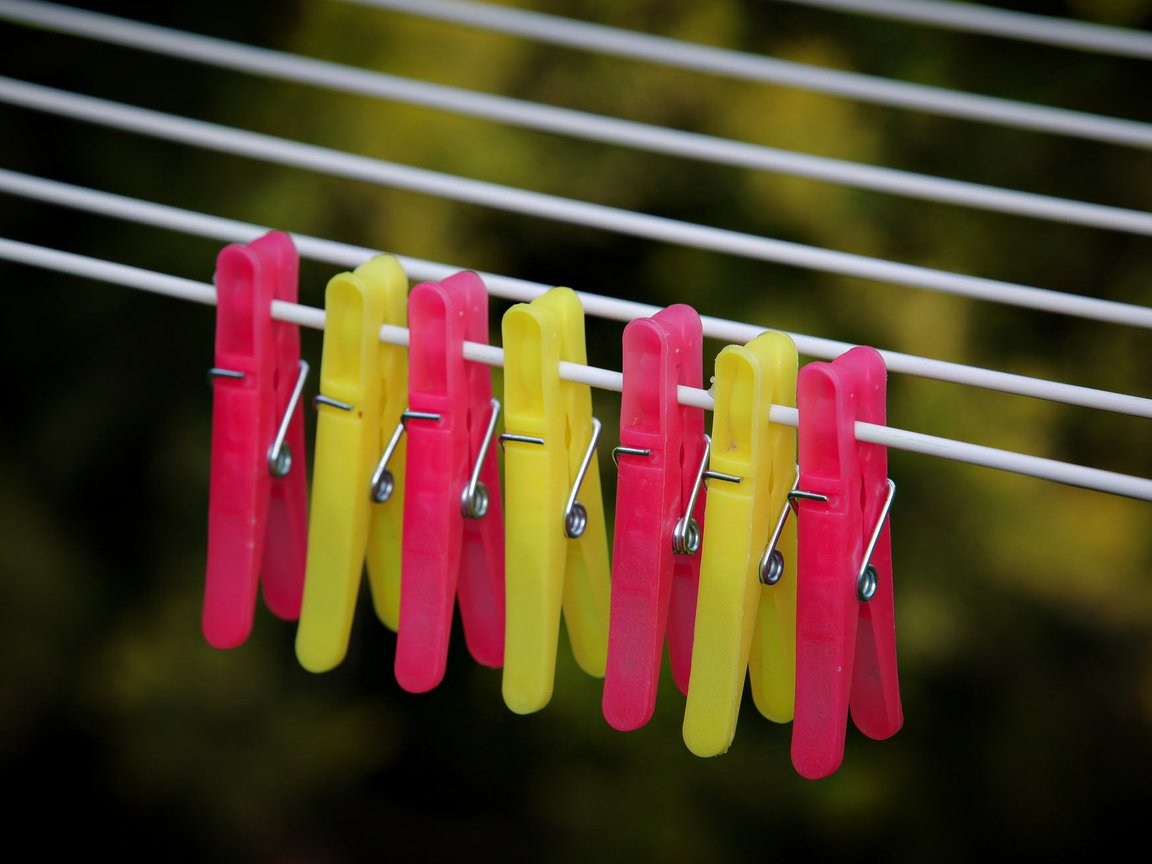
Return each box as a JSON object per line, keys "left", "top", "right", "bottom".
{"left": 394, "top": 271, "right": 505, "bottom": 693}
{"left": 682, "top": 330, "right": 797, "bottom": 756}
{"left": 203, "top": 230, "right": 309, "bottom": 649}
{"left": 295, "top": 255, "right": 409, "bottom": 673}
{"left": 500, "top": 287, "right": 612, "bottom": 714}
{"left": 603, "top": 304, "right": 707, "bottom": 731}
{"left": 791, "top": 345, "right": 902, "bottom": 779}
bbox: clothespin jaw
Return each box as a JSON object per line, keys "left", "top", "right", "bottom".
{"left": 295, "top": 254, "right": 409, "bottom": 674}
{"left": 682, "top": 330, "right": 796, "bottom": 757}
{"left": 604, "top": 304, "right": 706, "bottom": 731}
{"left": 203, "top": 230, "right": 309, "bottom": 650}
{"left": 792, "top": 345, "right": 901, "bottom": 780}
{"left": 501, "top": 287, "right": 611, "bottom": 715}
{"left": 395, "top": 272, "right": 504, "bottom": 694}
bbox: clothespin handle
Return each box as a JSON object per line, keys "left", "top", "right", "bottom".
{"left": 747, "top": 332, "right": 800, "bottom": 726}
{"left": 664, "top": 306, "right": 709, "bottom": 697}
{"left": 452, "top": 272, "right": 506, "bottom": 669}
{"left": 396, "top": 279, "right": 469, "bottom": 693}
{"left": 363, "top": 257, "right": 411, "bottom": 634}
{"left": 254, "top": 231, "right": 308, "bottom": 622}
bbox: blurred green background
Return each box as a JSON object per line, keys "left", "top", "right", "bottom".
{"left": 2, "top": 1, "right": 1151, "bottom": 860}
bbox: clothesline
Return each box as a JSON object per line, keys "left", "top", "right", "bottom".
{"left": 764, "top": 0, "right": 1152, "bottom": 60}
{"left": 3, "top": 5, "right": 1148, "bottom": 496}
{"left": 3, "top": 78, "right": 1151, "bottom": 331}
{"left": 339, "top": 0, "right": 1152, "bottom": 150}
{"left": 4, "top": 233, "right": 1152, "bottom": 502}
{"left": 2, "top": 1, "right": 1150, "bottom": 237}
{"left": 4, "top": 168, "right": 1151, "bottom": 422}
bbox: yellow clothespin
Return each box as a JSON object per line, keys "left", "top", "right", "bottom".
{"left": 683, "top": 330, "right": 797, "bottom": 756}
{"left": 295, "top": 254, "right": 408, "bottom": 673}
{"left": 500, "top": 286, "right": 612, "bottom": 714}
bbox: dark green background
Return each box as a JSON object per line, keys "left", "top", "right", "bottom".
{"left": 2, "top": 1, "right": 1151, "bottom": 861}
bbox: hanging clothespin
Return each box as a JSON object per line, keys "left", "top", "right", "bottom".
{"left": 603, "top": 304, "right": 707, "bottom": 731}
{"left": 791, "top": 345, "right": 902, "bottom": 779}
{"left": 682, "top": 330, "right": 797, "bottom": 756}
{"left": 295, "top": 255, "right": 409, "bottom": 673}
{"left": 394, "top": 271, "right": 505, "bottom": 693}
{"left": 500, "top": 286, "right": 612, "bottom": 714}
{"left": 203, "top": 231, "right": 309, "bottom": 650}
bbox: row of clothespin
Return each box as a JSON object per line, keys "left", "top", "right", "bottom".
{"left": 202, "top": 231, "right": 902, "bottom": 779}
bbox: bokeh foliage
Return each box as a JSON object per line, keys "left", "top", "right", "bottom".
{"left": 2, "top": 1, "right": 1151, "bottom": 860}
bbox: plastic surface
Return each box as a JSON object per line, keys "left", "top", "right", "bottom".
{"left": 295, "top": 255, "right": 409, "bottom": 673}
{"left": 682, "top": 331, "right": 797, "bottom": 756}
{"left": 203, "top": 230, "right": 308, "bottom": 650}
{"left": 603, "top": 304, "right": 706, "bottom": 731}
{"left": 746, "top": 335, "right": 801, "bottom": 727}
{"left": 791, "top": 345, "right": 902, "bottom": 780}
{"left": 501, "top": 287, "right": 611, "bottom": 715}
{"left": 396, "top": 271, "right": 505, "bottom": 693}
{"left": 363, "top": 261, "right": 410, "bottom": 634}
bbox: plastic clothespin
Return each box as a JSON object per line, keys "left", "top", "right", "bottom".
{"left": 394, "top": 271, "right": 505, "bottom": 693}
{"left": 203, "top": 231, "right": 309, "bottom": 650}
{"left": 295, "top": 255, "right": 409, "bottom": 673}
{"left": 791, "top": 345, "right": 902, "bottom": 779}
{"left": 682, "top": 331, "right": 797, "bottom": 757}
{"left": 500, "top": 286, "right": 612, "bottom": 714}
{"left": 603, "top": 304, "right": 707, "bottom": 731}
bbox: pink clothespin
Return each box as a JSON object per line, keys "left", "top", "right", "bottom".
{"left": 604, "top": 304, "right": 708, "bottom": 731}
{"left": 203, "top": 231, "right": 309, "bottom": 649}
{"left": 394, "top": 271, "right": 505, "bottom": 693}
{"left": 791, "top": 345, "right": 902, "bottom": 779}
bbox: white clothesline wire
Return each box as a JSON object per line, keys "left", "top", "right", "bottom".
{"left": 3, "top": 167, "right": 1150, "bottom": 421}
{"left": 2, "top": 1, "right": 1150, "bottom": 238}
{"left": 3, "top": 234, "right": 1150, "bottom": 502}
{"left": 4, "top": 78, "right": 1152, "bottom": 332}
{"left": 763, "top": 0, "right": 1152, "bottom": 61}
{"left": 338, "top": 0, "right": 1152, "bottom": 151}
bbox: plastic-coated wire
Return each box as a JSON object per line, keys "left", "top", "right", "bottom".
{"left": 3, "top": 0, "right": 1151, "bottom": 237}
{"left": 3, "top": 168, "right": 1151, "bottom": 421}
{"left": 3, "top": 235, "right": 1150, "bottom": 502}
{"left": 4, "top": 78, "right": 1152, "bottom": 331}
{"left": 337, "top": 0, "right": 1152, "bottom": 150}
{"left": 762, "top": 0, "right": 1152, "bottom": 61}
